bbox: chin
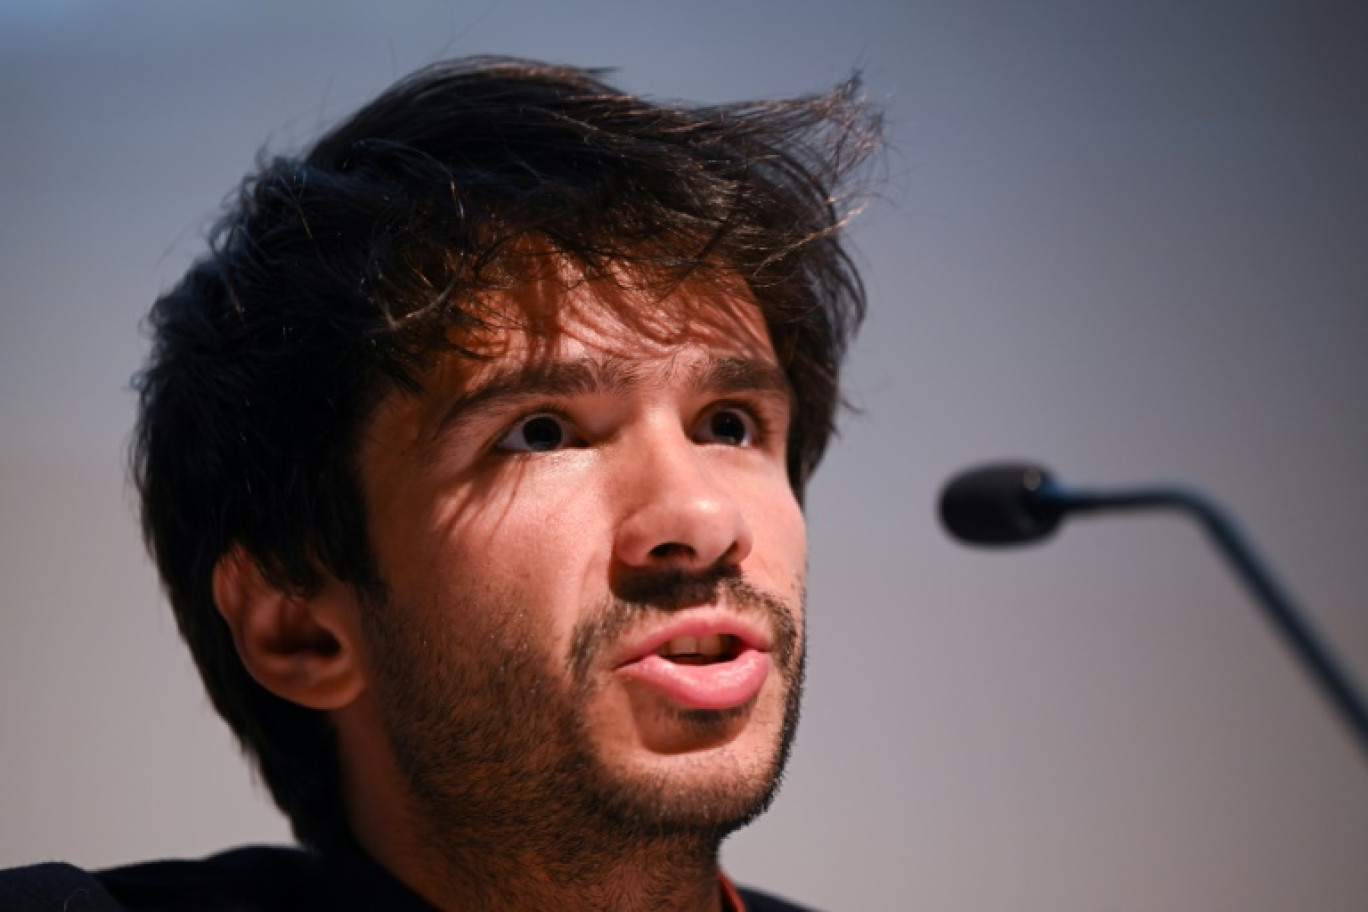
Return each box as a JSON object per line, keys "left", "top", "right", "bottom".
{"left": 579, "top": 683, "right": 800, "bottom": 840}
{"left": 585, "top": 745, "right": 788, "bottom": 840}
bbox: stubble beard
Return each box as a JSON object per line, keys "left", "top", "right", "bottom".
{"left": 361, "top": 568, "right": 805, "bottom": 879}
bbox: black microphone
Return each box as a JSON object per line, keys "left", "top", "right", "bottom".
{"left": 938, "top": 463, "right": 1065, "bottom": 545}
{"left": 939, "top": 462, "right": 1368, "bottom": 760}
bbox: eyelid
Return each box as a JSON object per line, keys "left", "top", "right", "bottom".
{"left": 492, "top": 407, "right": 584, "bottom": 454}
{"left": 482, "top": 392, "right": 789, "bottom": 454}
{"left": 696, "top": 399, "right": 782, "bottom": 447}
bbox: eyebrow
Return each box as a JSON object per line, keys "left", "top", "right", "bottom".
{"left": 435, "top": 354, "right": 792, "bottom": 433}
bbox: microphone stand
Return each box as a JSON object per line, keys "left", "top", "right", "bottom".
{"left": 1029, "top": 474, "right": 1368, "bottom": 760}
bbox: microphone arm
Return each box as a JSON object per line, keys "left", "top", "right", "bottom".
{"left": 939, "top": 463, "right": 1368, "bottom": 760}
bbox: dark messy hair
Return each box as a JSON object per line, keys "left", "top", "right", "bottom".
{"left": 133, "top": 56, "right": 877, "bottom": 850}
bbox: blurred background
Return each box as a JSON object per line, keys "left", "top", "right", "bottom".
{"left": 2, "top": 1, "right": 1365, "bottom": 909}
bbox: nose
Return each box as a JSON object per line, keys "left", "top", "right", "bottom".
{"left": 612, "top": 431, "right": 754, "bottom": 571}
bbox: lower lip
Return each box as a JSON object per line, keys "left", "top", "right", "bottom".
{"left": 616, "top": 648, "right": 770, "bottom": 711}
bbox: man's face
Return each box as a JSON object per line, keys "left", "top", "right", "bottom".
{"left": 352, "top": 276, "right": 807, "bottom": 848}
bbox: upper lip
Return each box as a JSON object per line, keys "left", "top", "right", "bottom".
{"left": 612, "top": 609, "right": 773, "bottom": 669}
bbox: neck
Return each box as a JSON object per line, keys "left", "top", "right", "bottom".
{"left": 377, "top": 822, "right": 725, "bottom": 912}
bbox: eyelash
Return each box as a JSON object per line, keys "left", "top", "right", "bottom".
{"left": 696, "top": 402, "right": 769, "bottom": 447}
{"left": 491, "top": 401, "right": 777, "bottom": 455}
{"left": 494, "top": 408, "right": 583, "bottom": 454}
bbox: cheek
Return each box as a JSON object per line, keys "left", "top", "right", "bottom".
{"left": 748, "top": 484, "right": 808, "bottom": 589}
{"left": 427, "top": 463, "right": 612, "bottom": 638}
{"left": 426, "top": 458, "right": 601, "bottom": 556}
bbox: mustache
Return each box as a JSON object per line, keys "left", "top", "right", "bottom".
{"left": 613, "top": 561, "right": 743, "bottom": 608}
{"left": 567, "top": 564, "right": 801, "bottom": 690}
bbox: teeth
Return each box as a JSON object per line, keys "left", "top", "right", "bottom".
{"left": 698, "top": 634, "right": 725, "bottom": 656}
{"left": 656, "top": 634, "right": 730, "bottom": 658}
{"left": 658, "top": 635, "right": 699, "bottom": 657}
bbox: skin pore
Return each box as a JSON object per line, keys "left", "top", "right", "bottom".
{"left": 327, "top": 274, "right": 809, "bottom": 911}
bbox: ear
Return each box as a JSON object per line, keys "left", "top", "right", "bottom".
{"left": 212, "top": 547, "right": 366, "bottom": 711}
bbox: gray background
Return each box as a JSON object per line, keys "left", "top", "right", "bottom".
{"left": 2, "top": 1, "right": 1366, "bottom": 909}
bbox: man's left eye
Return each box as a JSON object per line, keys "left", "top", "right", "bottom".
{"left": 694, "top": 407, "right": 757, "bottom": 446}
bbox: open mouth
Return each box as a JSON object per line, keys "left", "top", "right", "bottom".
{"left": 654, "top": 634, "right": 744, "bottom": 666}
{"left": 615, "top": 617, "right": 772, "bottom": 710}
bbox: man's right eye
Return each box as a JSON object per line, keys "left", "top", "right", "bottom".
{"left": 496, "top": 413, "right": 579, "bottom": 453}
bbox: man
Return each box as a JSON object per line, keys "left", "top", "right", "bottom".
{"left": 2, "top": 57, "right": 876, "bottom": 911}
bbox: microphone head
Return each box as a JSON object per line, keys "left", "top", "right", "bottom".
{"left": 938, "top": 463, "right": 1064, "bottom": 546}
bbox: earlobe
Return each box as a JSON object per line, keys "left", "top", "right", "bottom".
{"left": 212, "top": 547, "right": 366, "bottom": 711}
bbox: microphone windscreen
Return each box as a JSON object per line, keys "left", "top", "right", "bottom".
{"left": 938, "top": 463, "right": 1062, "bottom": 546}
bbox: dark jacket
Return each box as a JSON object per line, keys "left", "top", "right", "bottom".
{"left": 0, "top": 846, "right": 814, "bottom": 911}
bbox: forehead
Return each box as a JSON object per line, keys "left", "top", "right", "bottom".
{"left": 431, "top": 272, "right": 779, "bottom": 391}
